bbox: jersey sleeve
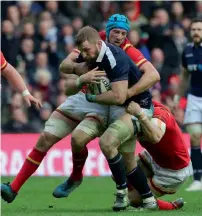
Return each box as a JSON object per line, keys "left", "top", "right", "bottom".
{"left": 125, "top": 46, "right": 147, "bottom": 68}
{"left": 153, "top": 107, "right": 170, "bottom": 124}
{"left": 1, "top": 51, "right": 8, "bottom": 71}
{"left": 181, "top": 49, "right": 187, "bottom": 69}
{"left": 107, "top": 53, "right": 129, "bottom": 83}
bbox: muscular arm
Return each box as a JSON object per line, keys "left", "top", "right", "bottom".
{"left": 59, "top": 50, "right": 88, "bottom": 75}
{"left": 2, "top": 63, "right": 28, "bottom": 93}
{"left": 124, "top": 46, "right": 160, "bottom": 98}
{"left": 138, "top": 116, "right": 166, "bottom": 144}
{"left": 64, "top": 74, "right": 80, "bottom": 96}
{"left": 92, "top": 80, "right": 128, "bottom": 105}
{"left": 127, "top": 62, "right": 160, "bottom": 98}
{"left": 127, "top": 102, "right": 165, "bottom": 144}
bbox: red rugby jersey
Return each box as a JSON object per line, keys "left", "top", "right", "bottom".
{"left": 99, "top": 31, "right": 147, "bottom": 68}
{"left": 1, "top": 51, "right": 8, "bottom": 72}
{"left": 139, "top": 101, "right": 190, "bottom": 170}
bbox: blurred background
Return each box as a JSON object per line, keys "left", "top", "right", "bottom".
{"left": 1, "top": 0, "right": 201, "bottom": 133}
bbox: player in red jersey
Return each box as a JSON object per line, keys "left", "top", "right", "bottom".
{"left": 125, "top": 100, "right": 192, "bottom": 210}
{"left": 1, "top": 51, "right": 41, "bottom": 108}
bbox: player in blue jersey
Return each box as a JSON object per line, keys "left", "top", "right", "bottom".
{"left": 174, "top": 18, "right": 202, "bottom": 191}
{"left": 69, "top": 26, "right": 157, "bottom": 211}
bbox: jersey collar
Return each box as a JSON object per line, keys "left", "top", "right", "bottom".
{"left": 96, "top": 41, "right": 107, "bottom": 62}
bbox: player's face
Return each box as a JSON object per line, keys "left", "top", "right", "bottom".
{"left": 79, "top": 40, "right": 100, "bottom": 63}
{"left": 109, "top": 28, "right": 127, "bottom": 46}
{"left": 190, "top": 22, "right": 202, "bottom": 44}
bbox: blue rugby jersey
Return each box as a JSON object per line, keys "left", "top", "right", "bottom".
{"left": 182, "top": 42, "right": 202, "bottom": 97}
{"left": 78, "top": 41, "right": 152, "bottom": 109}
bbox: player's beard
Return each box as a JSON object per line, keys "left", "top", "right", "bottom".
{"left": 84, "top": 49, "right": 99, "bottom": 64}
{"left": 192, "top": 35, "right": 202, "bottom": 45}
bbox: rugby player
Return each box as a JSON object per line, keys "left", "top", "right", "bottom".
{"left": 125, "top": 100, "right": 192, "bottom": 210}
{"left": 1, "top": 15, "right": 159, "bottom": 209}
{"left": 56, "top": 26, "right": 158, "bottom": 211}
{"left": 53, "top": 14, "right": 159, "bottom": 201}
{"left": 1, "top": 51, "right": 41, "bottom": 108}
{"left": 174, "top": 18, "right": 202, "bottom": 191}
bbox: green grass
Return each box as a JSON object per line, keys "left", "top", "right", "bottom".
{"left": 1, "top": 177, "right": 202, "bottom": 216}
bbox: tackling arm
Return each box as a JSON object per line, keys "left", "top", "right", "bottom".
{"left": 127, "top": 102, "right": 165, "bottom": 144}
{"left": 127, "top": 62, "right": 160, "bottom": 98}
{"left": 125, "top": 46, "right": 160, "bottom": 98}
{"left": 87, "top": 80, "right": 128, "bottom": 105}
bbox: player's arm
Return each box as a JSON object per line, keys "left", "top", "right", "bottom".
{"left": 65, "top": 67, "right": 106, "bottom": 96}
{"left": 87, "top": 80, "right": 128, "bottom": 105}
{"left": 86, "top": 55, "right": 129, "bottom": 105}
{"left": 1, "top": 63, "right": 41, "bottom": 108}
{"left": 126, "top": 47, "right": 160, "bottom": 98}
{"left": 59, "top": 49, "right": 88, "bottom": 75}
{"left": 127, "top": 102, "right": 166, "bottom": 144}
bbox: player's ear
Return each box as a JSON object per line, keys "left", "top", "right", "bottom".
{"left": 97, "top": 40, "right": 102, "bottom": 49}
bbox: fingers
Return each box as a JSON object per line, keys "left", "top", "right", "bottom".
{"left": 25, "top": 98, "right": 31, "bottom": 107}
{"left": 94, "top": 71, "right": 106, "bottom": 77}
{"left": 91, "top": 67, "right": 99, "bottom": 71}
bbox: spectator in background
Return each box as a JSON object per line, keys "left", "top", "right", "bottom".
{"left": 181, "top": 17, "right": 192, "bottom": 38}
{"left": 172, "top": 24, "right": 187, "bottom": 56}
{"left": 2, "top": 108, "right": 33, "bottom": 133}
{"left": 30, "top": 102, "right": 53, "bottom": 133}
{"left": 62, "top": 24, "right": 75, "bottom": 55}
{"left": 72, "top": 17, "right": 84, "bottom": 34}
{"left": 171, "top": 1, "right": 184, "bottom": 24}
{"left": 1, "top": 20, "right": 19, "bottom": 67}
{"left": 18, "top": 38, "right": 35, "bottom": 74}
{"left": 129, "top": 29, "right": 151, "bottom": 61}
{"left": 6, "top": 5, "right": 21, "bottom": 36}
{"left": 34, "top": 68, "right": 53, "bottom": 103}
{"left": 17, "top": 1, "right": 36, "bottom": 27}
{"left": 45, "top": 1, "right": 70, "bottom": 27}
{"left": 195, "top": 1, "right": 202, "bottom": 18}
{"left": 121, "top": 1, "right": 148, "bottom": 30}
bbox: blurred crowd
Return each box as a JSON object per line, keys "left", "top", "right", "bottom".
{"left": 1, "top": 1, "right": 201, "bottom": 133}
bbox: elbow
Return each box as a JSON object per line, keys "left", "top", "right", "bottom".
{"left": 114, "top": 94, "right": 126, "bottom": 105}
{"left": 59, "top": 61, "right": 73, "bottom": 74}
{"left": 150, "top": 134, "right": 162, "bottom": 144}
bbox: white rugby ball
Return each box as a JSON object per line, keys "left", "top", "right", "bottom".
{"left": 88, "top": 77, "right": 111, "bottom": 94}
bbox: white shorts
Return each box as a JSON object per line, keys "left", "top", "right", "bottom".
{"left": 184, "top": 94, "right": 202, "bottom": 124}
{"left": 57, "top": 91, "right": 109, "bottom": 126}
{"left": 138, "top": 150, "right": 193, "bottom": 195}
{"left": 44, "top": 91, "right": 109, "bottom": 138}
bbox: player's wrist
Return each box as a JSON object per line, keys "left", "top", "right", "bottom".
{"left": 22, "top": 89, "right": 31, "bottom": 97}
{"left": 75, "top": 77, "right": 84, "bottom": 89}
{"left": 136, "top": 109, "right": 147, "bottom": 120}
{"left": 86, "top": 94, "right": 96, "bottom": 102}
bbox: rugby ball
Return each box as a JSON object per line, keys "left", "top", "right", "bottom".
{"left": 88, "top": 77, "right": 111, "bottom": 94}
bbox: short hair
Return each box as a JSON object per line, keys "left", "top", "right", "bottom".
{"left": 75, "top": 26, "right": 101, "bottom": 47}
{"left": 191, "top": 17, "right": 202, "bottom": 25}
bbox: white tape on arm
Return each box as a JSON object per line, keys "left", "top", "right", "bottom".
{"left": 22, "top": 89, "right": 31, "bottom": 97}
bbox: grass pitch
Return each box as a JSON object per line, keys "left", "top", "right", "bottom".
{"left": 1, "top": 177, "right": 202, "bottom": 216}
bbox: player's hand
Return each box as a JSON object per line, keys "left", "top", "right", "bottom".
{"left": 23, "top": 94, "right": 42, "bottom": 109}
{"left": 126, "top": 101, "right": 142, "bottom": 116}
{"left": 80, "top": 67, "right": 106, "bottom": 84}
